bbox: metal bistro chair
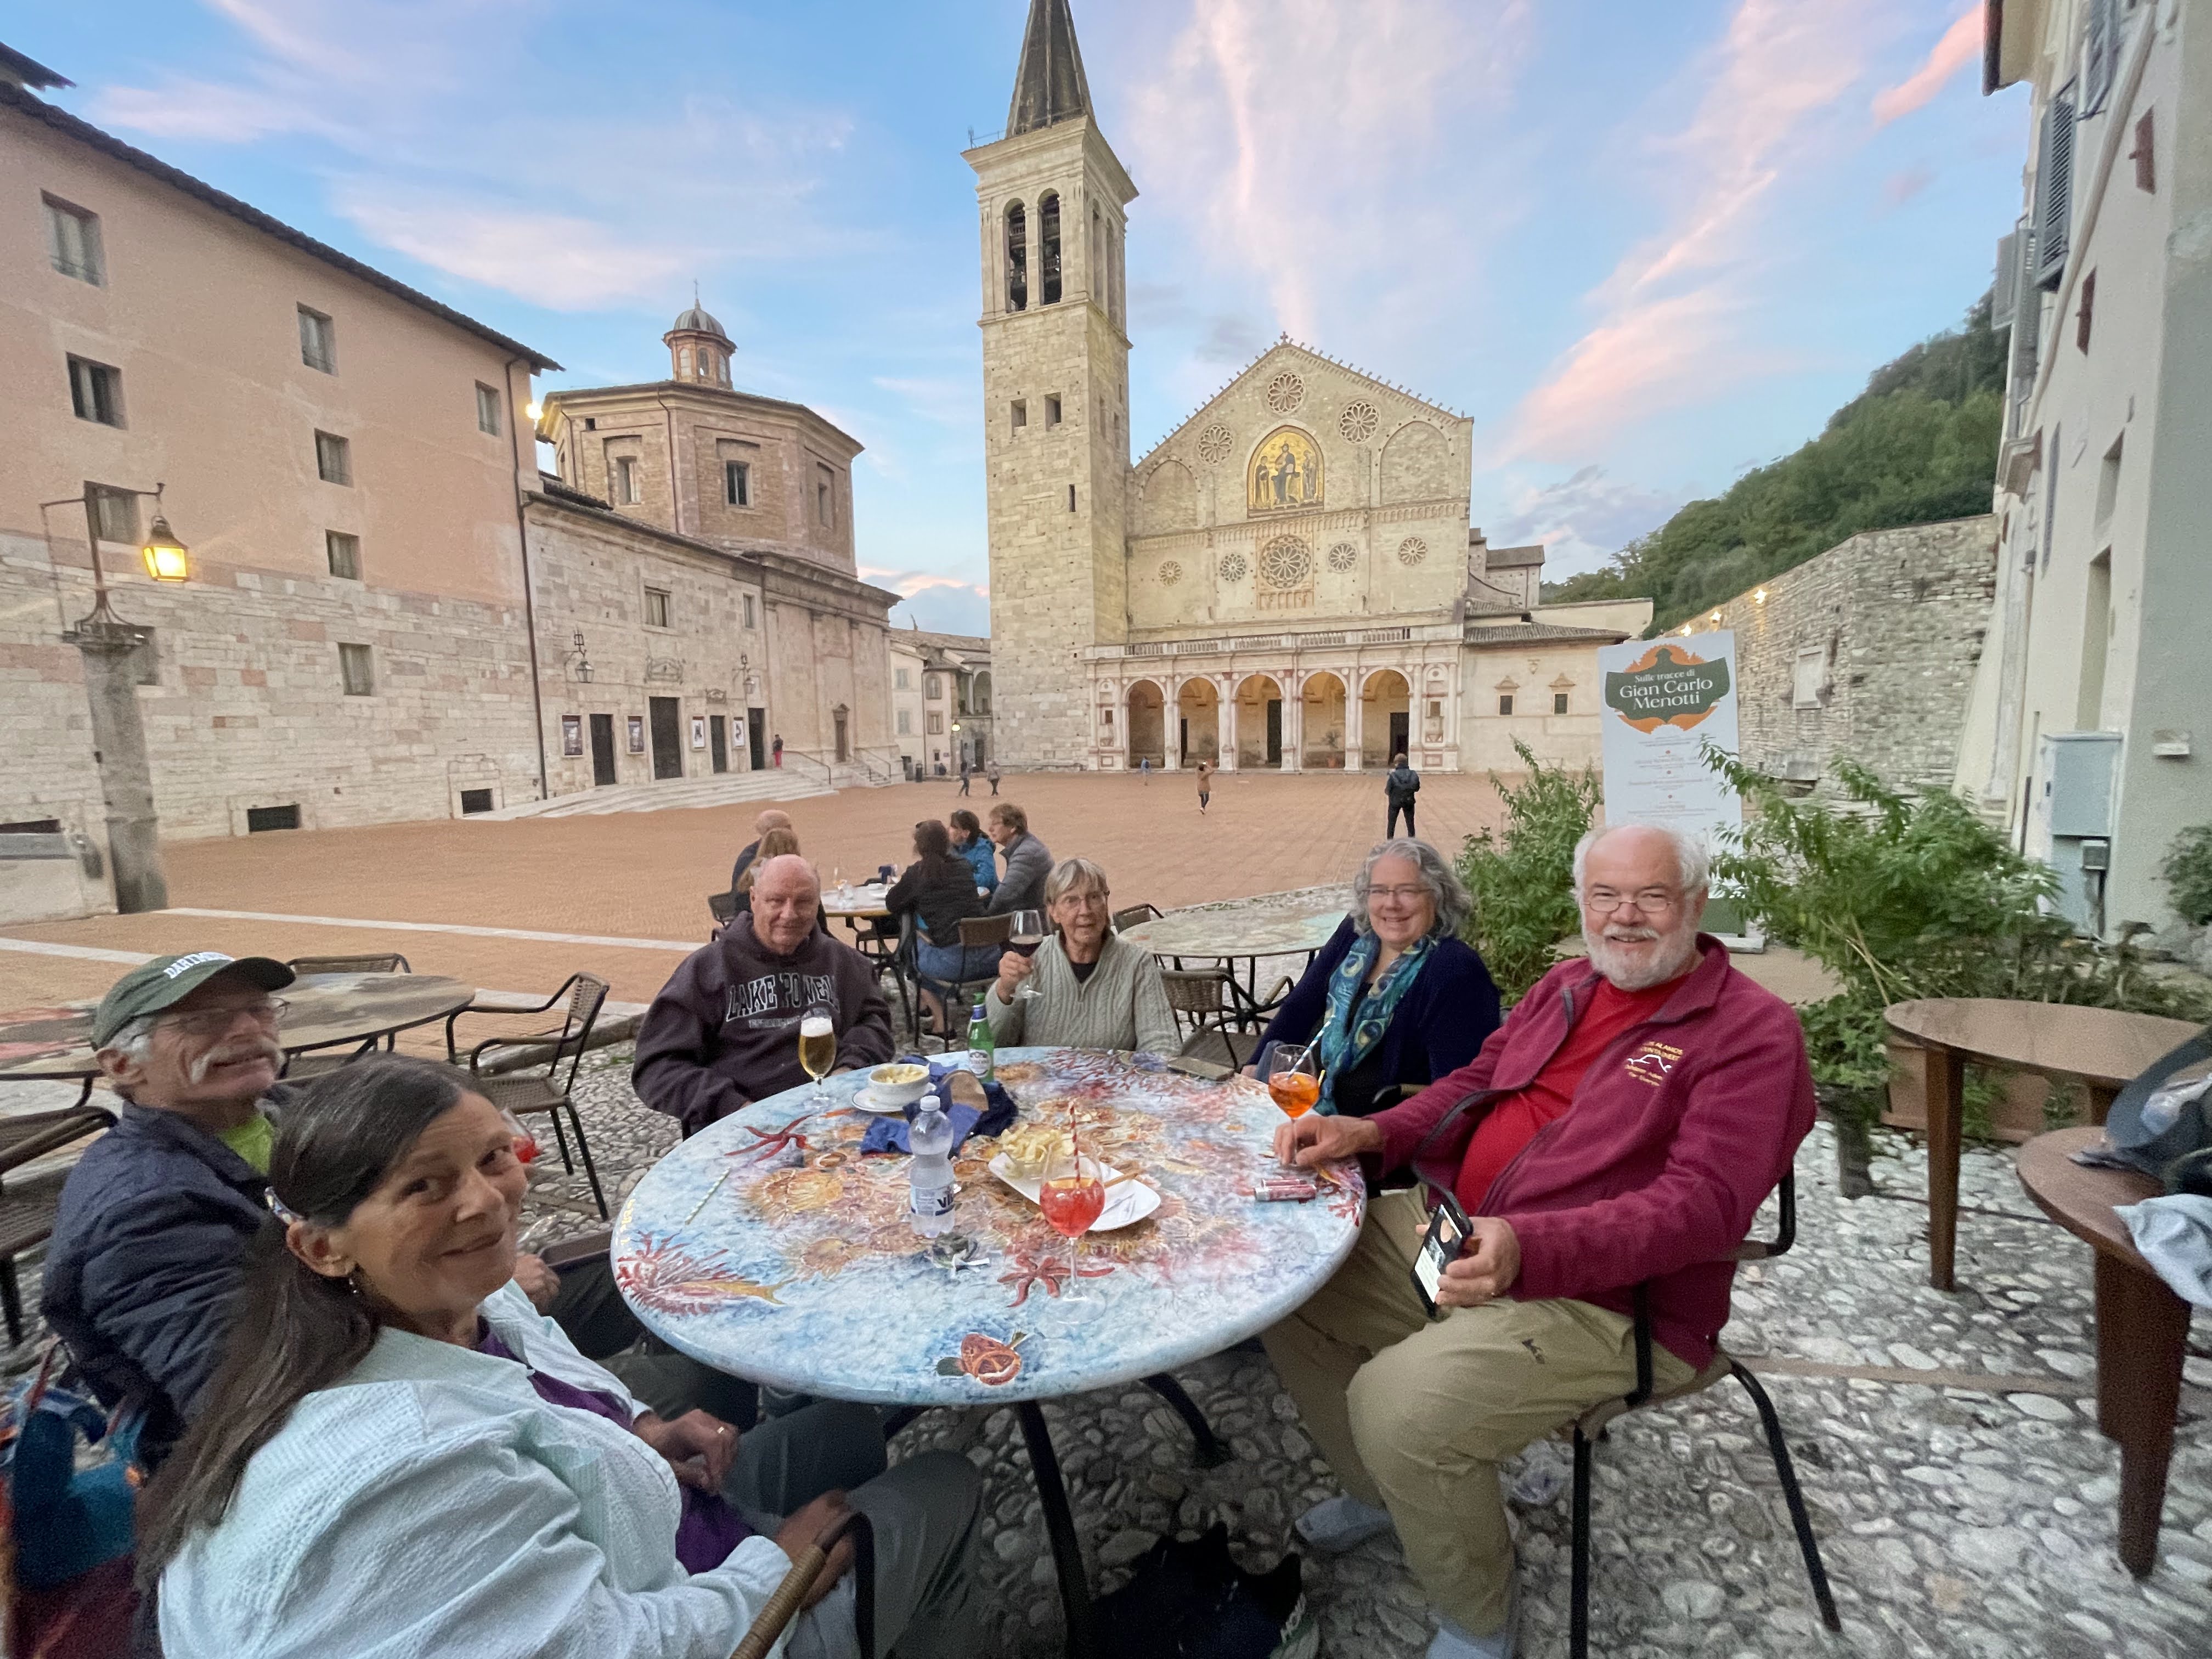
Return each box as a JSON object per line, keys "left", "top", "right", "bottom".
{"left": 733, "top": 1508, "right": 874, "bottom": 1659}
{"left": 281, "top": 953, "right": 414, "bottom": 1081}
{"left": 0, "top": 1107, "right": 116, "bottom": 1343}
{"left": 707, "top": 890, "right": 739, "bottom": 938}
{"left": 910, "top": 913, "right": 1009, "bottom": 1047}
{"left": 1111, "top": 902, "right": 1165, "bottom": 935}
{"left": 1566, "top": 1173, "right": 1840, "bottom": 1657}
{"left": 1164, "top": 970, "right": 1267, "bottom": 1073}
{"left": 446, "top": 974, "right": 612, "bottom": 1218}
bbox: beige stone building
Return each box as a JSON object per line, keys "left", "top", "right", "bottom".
{"left": 887, "top": 629, "right": 993, "bottom": 779}
{"left": 1, "top": 48, "right": 898, "bottom": 888}
{"left": 964, "top": 1, "right": 1651, "bottom": 776}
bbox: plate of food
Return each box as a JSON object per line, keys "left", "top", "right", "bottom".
{"left": 856, "top": 1062, "right": 933, "bottom": 1114}
{"left": 988, "top": 1124, "right": 1159, "bottom": 1231}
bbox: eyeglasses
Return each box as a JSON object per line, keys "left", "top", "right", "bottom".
{"left": 1368, "top": 884, "right": 1430, "bottom": 903}
{"left": 1581, "top": 888, "right": 1680, "bottom": 915}
{"left": 159, "top": 998, "right": 289, "bottom": 1036}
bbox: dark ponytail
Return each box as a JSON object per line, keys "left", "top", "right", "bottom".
{"left": 137, "top": 1056, "right": 472, "bottom": 1584}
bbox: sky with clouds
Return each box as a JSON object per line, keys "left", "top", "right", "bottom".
{"left": 20, "top": 1, "right": 2027, "bottom": 634}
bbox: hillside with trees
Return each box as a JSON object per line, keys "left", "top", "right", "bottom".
{"left": 1547, "top": 294, "right": 2007, "bottom": 631}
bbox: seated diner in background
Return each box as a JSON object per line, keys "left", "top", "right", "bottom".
{"left": 949, "top": 809, "right": 998, "bottom": 899}
{"left": 41, "top": 952, "right": 745, "bottom": 1468}
{"left": 729, "top": 825, "right": 802, "bottom": 919}
{"left": 985, "top": 857, "right": 1177, "bottom": 1056}
{"left": 981, "top": 802, "right": 1052, "bottom": 916}
{"left": 884, "top": 818, "right": 996, "bottom": 1034}
{"left": 1260, "top": 823, "right": 1816, "bottom": 1659}
{"left": 143, "top": 1056, "right": 980, "bottom": 1659}
{"left": 729, "top": 809, "right": 793, "bottom": 898}
{"left": 1249, "top": 838, "right": 1500, "bottom": 1117}
{"left": 634, "top": 854, "right": 894, "bottom": 1135}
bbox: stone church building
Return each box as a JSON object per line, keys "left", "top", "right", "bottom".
{"left": 967, "top": 1, "right": 1650, "bottom": 774}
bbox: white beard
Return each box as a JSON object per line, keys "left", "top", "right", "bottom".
{"left": 1583, "top": 922, "right": 1701, "bottom": 991}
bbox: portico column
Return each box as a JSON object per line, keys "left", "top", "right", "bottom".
{"left": 1163, "top": 675, "right": 1180, "bottom": 770}
{"left": 1282, "top": 670, "right": 1303, "bottom": 772}
{"left": 1220, "top": 676, "right": 1239, "bottom": 772}
{"left": 1345, "top": 670, "right": 1364, "bottom": 772}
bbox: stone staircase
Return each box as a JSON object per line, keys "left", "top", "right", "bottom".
{"left": 471, "top": 770, "right": 835, "bottom": 821}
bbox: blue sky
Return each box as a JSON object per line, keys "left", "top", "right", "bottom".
{"left": 19, "top": 1, "right": 2023, "bottom": 634}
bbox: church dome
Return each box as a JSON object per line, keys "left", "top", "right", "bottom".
{"left": 670, "top": 303, "right": 729, "bottom": 340}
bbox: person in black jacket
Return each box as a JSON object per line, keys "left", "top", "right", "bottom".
{"left": 42, "top": 952, "right": 748, "bottom": 1465}
{"left": 1250, "top": 840, "right": 1500, "bottom": 1118}
{"left": 885, "top": 819, "right": 995, "bottom": 1033}
{"left": 1385, "top": 753, "right": 1420, "bottom": 838}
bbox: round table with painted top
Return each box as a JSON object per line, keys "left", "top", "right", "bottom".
{"left": 1118, "top": 907, "right": 1346, "bottom": 1020}
{"left": 0, "top": 972, "right": 477, "bottom": 1091}
{"left": 612, "top": 1046, "right": 1364, "bottom": 1656}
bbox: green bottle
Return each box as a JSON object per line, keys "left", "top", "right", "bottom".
{"left": 967, "top": 999, "right": 995, "bottom": 1081}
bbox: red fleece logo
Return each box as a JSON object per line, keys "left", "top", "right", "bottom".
{"left": 1623, "top": 1042, "right": 1683, "bottom": 1087}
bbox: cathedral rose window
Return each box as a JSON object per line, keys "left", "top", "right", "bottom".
{"left": 1265, "top": 371, "right": 1306, "bottom": 414}
{"left": 1196, "top": 424, "right": 1233, "bottom": 465}
{"left": 1158, "top": 560, "right": 1183, "bottom": 585}
{"left": 1219, "top": 551, "right": 1249, "bottom": 580}
{"left": 1327, "top": 542, "right": 1358, "bottom": 572}
{"left": 1259, "top": 536, "right": 1313, "bottom": 589}
{"left": 1397, "top": 536, "right": 1429, "bottom": 566}
{"left": 1338, "top": 400, "right": 1379, "bottom": 443}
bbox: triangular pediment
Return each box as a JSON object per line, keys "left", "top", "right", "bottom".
{"left": 1135, "top": 337, "right": 1462, "bottom": 473}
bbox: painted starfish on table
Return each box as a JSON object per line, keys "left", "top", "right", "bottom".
{"left": 729, "top": 1113, "right": 818, "bottom": 1165}
{"left": 998, "top": 1246, "right": 1113, "bottom": 1307}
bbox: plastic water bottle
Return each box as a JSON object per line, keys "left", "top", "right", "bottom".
{"left": 967, "top": 1000, "right": 995, "bottom": 1081}
{"left": 909, "top": 1094, "right": 956, "bottom": 1237}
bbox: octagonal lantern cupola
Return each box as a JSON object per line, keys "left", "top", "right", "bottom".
{"left": 664, "top": 296, "right": 734, "bottom": 389}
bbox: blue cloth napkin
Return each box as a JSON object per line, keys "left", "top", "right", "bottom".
{"left": 858, "top": 1056, "right": 1017, "bottom": 1155}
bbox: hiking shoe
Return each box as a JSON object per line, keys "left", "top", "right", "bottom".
{"left": 1427, "top": 1573, "right": 1519, "bottom": 1659}
{"left": 1293, "top": 1493, "right": 1395, "bottom": 1554}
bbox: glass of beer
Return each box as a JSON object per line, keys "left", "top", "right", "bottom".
{"left": 1008, "top": 909, "right": 1047, "bottom": 1001}
{"left": 798, "top": 1002, "right": 837, "bottom": 1103}
{"left": 1039, "top": 1137, "right": 1106, "bottom": 1314}
{"left": 1263, "top": 1040, "right": 1322, "bottom": 1121}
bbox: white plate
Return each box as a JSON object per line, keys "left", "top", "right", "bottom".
{"left": 988, "top": 1154, "right": 1161, "bottom": 1232}
{"left": 854, "top": 1087, "right": 922, "bottom": 1115}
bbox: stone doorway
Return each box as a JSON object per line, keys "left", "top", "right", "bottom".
{"left": 1127, "top": 680, "right": 1165, "bottom": 768}
{"left": 709, "top": 715, "right": 728, "bottom": 774}
{"left": 1302, "top": 672, "right": 1346, "bottom": 769}
{"left": 648, "top": 697, "right": 684, "bottom": 780}
{"left": 1237, "top": 675, "right": 1285, "bottom": 769}
{"left": 747, "top": 708, "right": 766, "bottom": 771}
{"left": 589, "top": 713, "right": 618, "bottom": 786}
{"left": 1362, "top": 670, "right": 1410, "bottom": 768}
{"left": 1176, "top": 679, "right": 1219, "bottom": 764}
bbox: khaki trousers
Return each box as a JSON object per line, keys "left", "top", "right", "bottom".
{"left": 1262, "top": 1190, "right": 1692, "bottom": 1636}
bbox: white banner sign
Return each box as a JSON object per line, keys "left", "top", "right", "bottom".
{"left": 1595, "top": 630, "right": 1743, "bottom": 852}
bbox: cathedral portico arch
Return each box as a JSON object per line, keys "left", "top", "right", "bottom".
{"left": 1126, "top": 678, "right": 1166, "bottom": 769}
{"left": 1175, "top": 676, "right": 1218, "bottom": 767}
{"left": 1359, "top": 668, "right": 1411, "bottom": 767}
{"left": 1234, "top": 673, "right": 1287, "bottom": 770}
{"left": 1302, "top": 671, "right": 1348, "bottom": 770}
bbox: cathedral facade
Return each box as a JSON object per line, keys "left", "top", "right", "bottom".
{"left": 967, "top": 1, "right": 1651, "bottom": 775}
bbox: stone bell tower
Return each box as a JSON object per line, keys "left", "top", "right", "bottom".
{"left": 964, "top": 0, "right": 1136, "bottom": 767}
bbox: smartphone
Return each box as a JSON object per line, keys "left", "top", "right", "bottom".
{"left": 1411, "top": 1190, "right": 1471, "bottom": 1316}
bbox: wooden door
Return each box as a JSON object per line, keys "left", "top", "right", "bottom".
{"left": 589, "top": 714, "right": 618, "bottom": 787}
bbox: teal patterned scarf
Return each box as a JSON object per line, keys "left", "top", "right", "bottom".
{"left": 1313, "top": 930, "right": 1433, "bottom": 1114}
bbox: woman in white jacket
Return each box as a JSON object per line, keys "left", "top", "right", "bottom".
{"left": 139, "top": 1056, "right": 979, "bottom": 1659}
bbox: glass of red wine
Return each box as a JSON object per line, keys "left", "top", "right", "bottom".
{"left": 1039, "top": 1138, "right": 1106, "bottom": 1313}
{"left": 1008, "top": 908, "right": 1047, "bottom": 1001}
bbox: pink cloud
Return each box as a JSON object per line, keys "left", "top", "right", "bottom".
{"left": 1884, "top": 164, "right": 1934, "bottom": 205}
{"left": 1872, "top": 7, "right": 1982, "bottom": 126}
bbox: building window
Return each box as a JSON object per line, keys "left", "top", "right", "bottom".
{"left": 2076, "top": 269, "right": 2096, "bottom": 353}
{"left": 1046, "top": 394, "right": 1062, "bottom": 428}
{"left": 1498, "top": 695, "right": 1514, "bottom": 716}
{"left": 1792, "top": 644, "right": 1829, "bottom": 709}
{"left": 613, "top": 455, "right": 639, "bottom": 504}
{"left": 325, "top": 530, "right": 360, "bottom": 579}
{"left": 816, "top": 467, "right": 836, "bottom": 527}
{"left": 1005, "top": 200, "right": 1029, "bottom": 312}
{"left": 338, "top": 642, "right": 375, "bottom": 696}
{"left": 1067, "top": 484, "right": 1077, "bottom": 512}
{"left": 644, "top": 586, "right": 672, "bottom": 628}
{"left": 561, "top": 714, "right": 583, "bottom": 757}
{"left": 1039, "top": 191, "right": 1062, "bottom": 305}
{"left": 725, "top": 460, "right": 751, "bottom": 506}
{"left": 44, "top": 195, "right": 104, "bottom": 284}
{"left": 895, "top": 668, "right": 910, "bottom": 690}
{"left": 86, "top": 483, "right": 138, "bottom": 544}
{"left": 67, "top": 356, "right": 123, "bottom": 427}
{"left": 742, "top": 593, "right": 757, "bottom": 629}
{"left": 298, "top": 307, "right": 337, "bottom": 373}
{"left": 1553, "top": 692, "right": 1569, "bottom": 715}
{"left": 928, "top": 712, "right": 944, "bottom": 735}
{"left": 924, "top": 673, "right": 941, "bottom": 699}
{"left": 315, "top": 430, "right": 352, "bottom": 484}
{"left": 475, "top": 382, "right": 502, "bottom": 435}
{"left": 1011, "top": 399, "right": 1028, "bottom": 430}
{"left": 2132, "top": 110, "right": 2156, "bottom": 193}
{"left": 896, "top": 708, "right": 911, "bottom": 735}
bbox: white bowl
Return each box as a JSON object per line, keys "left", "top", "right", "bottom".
{"left": 867, "top": 1064, "right": 932, "bottom": 1108}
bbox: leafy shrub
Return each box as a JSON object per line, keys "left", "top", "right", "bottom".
{"left": 2162, "top": 823, "right": 2212, "bottom": 927}
{"left": 1455, "top": 741, "right": 1601, "bottom": 1003}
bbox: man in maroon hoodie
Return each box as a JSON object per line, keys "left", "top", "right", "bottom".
{"left": 634, "top": 855, "right": 894, "bottom": 1135}
{"left": 1263, "top": 823, "right": 1814, "bottom": 1659}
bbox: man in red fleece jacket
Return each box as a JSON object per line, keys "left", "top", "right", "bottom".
{"left": 1263, "top": 823, "right": 1814, "bottom": 1659}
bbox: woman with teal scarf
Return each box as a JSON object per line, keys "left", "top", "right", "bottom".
{"left": 1250, "top": 840, "right": 1500, "bottom": 1117}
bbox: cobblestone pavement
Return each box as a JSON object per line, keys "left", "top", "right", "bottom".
{"left": 528, "top": 1051, "right": 2210, "bottom": 1659}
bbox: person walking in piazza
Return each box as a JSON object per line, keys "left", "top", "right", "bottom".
{"left": 986, "top": 759, "right": 1001, "bottom": 795}
{"left": 1195, "top": 758, "right": 1215, "bottom": 815}
{"left": 1138, "top": 755, "right": 1150, "bottom": 783}
{"left": 957, "top": 758, "right": 972, "bottom": 797}
{"left": 1262, "top": 823, "right": 1815, "bottom": 1659}
{"left": 771, "top": 732, "right": 783, "bottom": 767}
{"left": 1385, "top": 752, "right": 1420, "bottom": 838}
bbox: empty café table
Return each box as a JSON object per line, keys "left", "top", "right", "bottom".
{"left": 1118, "top": 907, "right": 1344, "bottom": 1021}
{"left": 2015, "top": 1127, "right": 2192, "bottom": 1577}
{"left": 0, "top": 972, "right": 476, "bottom": 1091}
{"left": 612, "top": 1046, "right": 1364, "bottom": 1657}
{"left": 1883, "top": 998, "right": 2200, "bottom": 1291}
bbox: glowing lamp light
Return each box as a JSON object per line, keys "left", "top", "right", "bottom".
{"left": 1679, "top": 623, "right": 1694, "bottom": 636}
{"left": 139, "top": 515, "right": 190, "bottom": 582}
{"left": 1753, "top": 587, "right": 1769, "bottom": 605}
{"left": 1709, "top": 608, "right": 1723, "bottom": 624}
{"left": 525, "top": 400, "right": 544, "bottom": 422}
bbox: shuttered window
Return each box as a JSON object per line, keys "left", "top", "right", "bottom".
{"left": 2033, "top": 87, "right": 2076, "bottom": 291}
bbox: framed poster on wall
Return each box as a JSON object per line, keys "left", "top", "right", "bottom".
{"left": 626, "top": 715, "right": 645, "bottom": 754}
{"left": 690, "top": 715, "right": 708, "bottom": 749}
{"left": 561, "top": 715, "right": 583, "bottom": 757}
